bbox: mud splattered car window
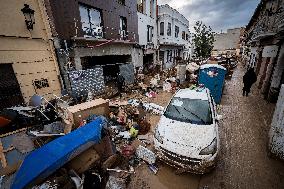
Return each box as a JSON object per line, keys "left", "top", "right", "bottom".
{"left": 164, "top": 97, "right": 212, "bottom": 125}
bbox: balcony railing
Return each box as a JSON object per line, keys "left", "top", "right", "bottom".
{"left": 81, "top": 21, "right": 104, "bottom": 38}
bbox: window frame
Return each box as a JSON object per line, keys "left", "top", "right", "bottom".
{"left": 118, "top": 0, "right": 125, "bottom": 5}
{"left": 120, "top": 16, "right": 128, "bottom": 40}
{"left": 137, "top": 0, "right": 145, "bottom": 14}
{"left": 175, "top": 25, "right": 179, "bottom": 38}
{"left": 160, "top": 22, "right": 164, "bottom": 36}
{"left": 182, "top": 31, "right": 185, "bottom": 39}
{"left": 167, "top": 22, "right": 171, "bottom": 36}
{"left": 147, "top": 25, "right": 154, "bottom": 42}
{"left": 79, "top": 4, "right": 103, "bottom": 38}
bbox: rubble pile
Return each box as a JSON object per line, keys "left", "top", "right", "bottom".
{"left": 0, "top": 63, "right": 199, "bottom": 188}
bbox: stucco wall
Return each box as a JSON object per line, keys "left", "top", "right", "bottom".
{"left": 0, "top": 0, "right": 62, "bottom": 102}
{"left": 213, "top": 28, "right": 241, "bottom": 51}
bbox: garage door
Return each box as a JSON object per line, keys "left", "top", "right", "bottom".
{"left": 0, "top": 64, "right": 24, "bottom": 110}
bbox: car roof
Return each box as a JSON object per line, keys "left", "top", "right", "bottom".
{"left": 175, "top": 87, "right": 209, "bottom": 101}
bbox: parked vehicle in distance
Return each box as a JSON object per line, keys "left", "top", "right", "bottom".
{"left": 154, "top": 87, "right": 221, "bottom": 174}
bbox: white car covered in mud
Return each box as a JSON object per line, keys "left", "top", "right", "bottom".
{"left": 154, "top": 87, "right": 220, "bottom": 174}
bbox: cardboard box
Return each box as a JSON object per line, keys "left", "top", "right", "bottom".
{"left": 66, "top": 98, "right": 109, "bottom": 132}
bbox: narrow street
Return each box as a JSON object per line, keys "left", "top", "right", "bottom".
{"left": 129, "top": 65, "right": 284, "bottom": 189}
{"left": 198, "top": 65, "right": 284, "bottom": 189}
{"left": 2, "top": 1, "right": 284, "bottom": 188}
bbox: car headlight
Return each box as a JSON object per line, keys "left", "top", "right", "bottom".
{"left": 199, "top": 137, "right": 217, "bottom": 155}
{"left": 154, "top": 127, "right": 163, "bottom": 144}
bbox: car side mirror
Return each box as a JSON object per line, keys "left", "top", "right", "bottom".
{"left": 215, "top": 114, "right": 223, "bottom": 121}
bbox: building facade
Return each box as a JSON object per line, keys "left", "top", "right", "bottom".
{"left": 137, "top": 0, "right": 158, "bottom": 72}
{"left": 212, "top": 28, "right": 242, "bottom": 56}
{"left": 244, "top": 0, "right": 284, "bottom": 102}
{"left": 45, "top": 0, "right": 141, "bottom": 94}
{"left": 0, "top": 0, "right": 62, "bottom": 110}
{"left": 157, "top": 4, "right": 191, "bottom": 69}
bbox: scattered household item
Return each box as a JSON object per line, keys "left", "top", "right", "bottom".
{"left": 186, "top": 62, "right": 200, "bottom": 73}
{"left": 136, "top": 145, "right": 156, "bottom": 164}
{"left": 148, "top": 164, "right": 158, "bottom": 174}
{"left": 163, "top": 81, "right": 172, "bottom": 92}
{"left": 176, "top": 64, "right": 186, "bottom": 84}
{"left": 105, "top": 175, "right": 126, "bottom": 189}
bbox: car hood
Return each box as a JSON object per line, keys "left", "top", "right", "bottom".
{"left": 157, "top": 115, "right": 217, "bottom": 158}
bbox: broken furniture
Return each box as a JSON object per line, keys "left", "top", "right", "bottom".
{"left": 11, "top": 118, "right": 104, "bottom": 189}
{"left": 65, "top": 98, "right": 109, "bottom": 133}
{"left": 0, "top": 128, "right": 34, "bottom": 176}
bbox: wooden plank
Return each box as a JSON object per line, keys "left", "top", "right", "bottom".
{"left": 0, "top": 140, "right": 7, "bottom": 168}
{"left": 0, "top": 161, "right": 22, "bottom": 176}
{"left": 67, "top": 99, "right": 108, "bottom": 113}
{"left": 3, "top": 146, "right": 15, "bottom": 153}
{"left": 0, "top": 128, "right": 27, "bottom": 138}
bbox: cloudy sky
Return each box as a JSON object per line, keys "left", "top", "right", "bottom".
{"left": 157, "top": 0, "right": 260, "bottom": 33}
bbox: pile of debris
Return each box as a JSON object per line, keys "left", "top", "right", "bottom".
{"left": 0, "top": 64, "right": 199, "bottom": 188}
{"left": 0, "top": 94, "right": 162, "bottom": 189}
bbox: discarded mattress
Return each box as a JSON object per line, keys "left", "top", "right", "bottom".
{"left": 11, "top": 118, "right": 104, "bottom": 189}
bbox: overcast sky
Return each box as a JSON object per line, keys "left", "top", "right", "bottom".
{"left": 157, "top": 0, "right": 260, "bottom": 33}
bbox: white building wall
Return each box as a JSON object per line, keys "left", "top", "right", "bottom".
{"left": 157, "top": 4, "right": 191, "bottom": 68}
{"left": 137, "top": 0, "right": 158, "bottom": 68}
{"left": 138, "top": 0, "right": 158, "bottom": 48}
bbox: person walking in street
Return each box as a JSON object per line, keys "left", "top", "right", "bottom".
{"left": 117, "top": 73, "right": 125, "bottom": 98}
{"left": 242, "top": 67, "right": 257, "bottom": 96}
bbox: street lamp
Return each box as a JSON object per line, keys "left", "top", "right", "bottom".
{"left": 21, "top": 4, "right": 35, "bottom": 30}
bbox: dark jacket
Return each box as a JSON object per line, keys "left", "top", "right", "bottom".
{"left": 243, "top": 68, "right": 257, "bottom": 87}
{"left": 117, "top": 75, "right": 125, "bottom": 86}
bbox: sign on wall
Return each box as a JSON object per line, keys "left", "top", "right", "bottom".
{"left": 262, "top": 45, "right": 278, "bottom": 58}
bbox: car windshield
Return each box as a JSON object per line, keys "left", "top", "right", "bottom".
{"left": 164, "top": 97, "right": 212, "bottom": 125}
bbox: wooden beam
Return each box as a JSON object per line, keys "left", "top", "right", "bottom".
{"left": 0, "top": 140, "right": 7, "bottom": 168}
{"left": 0, "top": 128, "right": 27, "bottom": 138}
{"left": 3, "top": 146, "right": 15, "bottom": 153}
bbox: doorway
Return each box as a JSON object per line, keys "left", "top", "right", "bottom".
{"left": 0, "top": 64, "right": 24, "bottom": 110}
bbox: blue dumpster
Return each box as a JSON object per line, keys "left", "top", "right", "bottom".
{"left": 198, "top": 64, "right": 227, "bottom": 104}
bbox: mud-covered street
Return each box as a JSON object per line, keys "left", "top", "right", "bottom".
{"left": 198, "top": 65, "right": 284, "bottom": 189}
{"left": 130, "top": 65, "right": 284, "bottom": 189}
